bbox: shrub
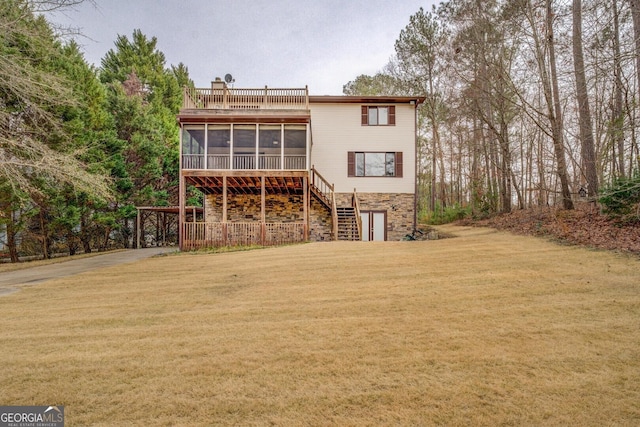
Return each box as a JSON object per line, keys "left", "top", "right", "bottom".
{"left": 599, "top": 171, "right": 640, "bottom": 224}
{"left": 422, "top": 203, "right": 471, "bottom": 225}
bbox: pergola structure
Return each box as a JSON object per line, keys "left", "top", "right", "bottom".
{"left": 135, "top": 206, "right": 203, "bottom": 249}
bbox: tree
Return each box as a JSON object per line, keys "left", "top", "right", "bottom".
{"left": 1, "top": 0, "right": 111, "bottom": 260}
{"left": 394, "top": 7, "right": 449, "bottom": 212}
{"left": 572, "top": 0, "right": 599, "bottom": 197}
{"left": 99, "top": 29, "right": 185, "bottom": 247}
{"left": 0, "top": 0, "right": 110, "bottom": 197}
{"left": 343, "top": 72, "right": 402, "bottom": 96}
{"left": 630, "top": 0, "right": 640, "bottom": 112}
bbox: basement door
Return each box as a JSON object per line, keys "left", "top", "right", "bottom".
{"left": 360, "top": 211, "right": 386, "bottom": 241}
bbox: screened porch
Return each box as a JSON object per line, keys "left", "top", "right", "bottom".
{"left": 181, "top": 123, "right": 309, "bottom": 171}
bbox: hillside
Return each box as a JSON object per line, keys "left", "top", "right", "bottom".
{"left": 457, "top": 204, "right": 640, "bottom": 255}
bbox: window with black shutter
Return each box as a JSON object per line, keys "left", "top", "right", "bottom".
{"left": 361, "top": 106, "right": 396, "bottom": 126}
{"left": 347, "top": 151, "right": 403, "bottom": 177}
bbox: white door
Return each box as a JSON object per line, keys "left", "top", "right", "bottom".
{"left": 372, "top": 212, "right": 385, "bottom": 241}
{"left": 360, "top": 212, "right": 371, "bottom": 241}
{"left": 360, "top": 211, "right": 386, "bottom": 241}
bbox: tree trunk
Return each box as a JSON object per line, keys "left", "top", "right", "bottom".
{"left": 7, "top": 211, "right": 19, "bottom": 263}
{"left": 572, "top": 0, "right": 599, "bottom": 197}
{"left": 39, "top": 208, "right": 50, "bottom": 259}
{"left": 630, "top": 0, "right": 640, "bottom": 112}
{"left": 611, "top": 0, "right": 625, "bottom": 179}
{"left": 80, "top": 212, "right": 92, "bottom": 254}
{"left": 547, "top": 0, "right": 574, "bottom": 209}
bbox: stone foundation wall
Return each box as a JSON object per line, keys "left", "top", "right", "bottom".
{"left": 203, "top": 192, "right": 414, "bottom": 242}
{"left": 205, "top": 194, "right": 304, "bottom": 223}
{"left": 309, "top": 199, "right": 332, "bottom": 242}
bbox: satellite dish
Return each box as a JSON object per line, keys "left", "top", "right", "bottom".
{"left": 224, "top": 74, "right": 234, "bottom": 84}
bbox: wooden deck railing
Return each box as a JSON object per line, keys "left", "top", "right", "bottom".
{"left": 182, "top": 154, "right": 307, "bottom": 171}
{"left": 182, "top": 222, "right": 306, "bottom": 250}
{"left": 183, "top": 86, "right": 309, "bottom": 110}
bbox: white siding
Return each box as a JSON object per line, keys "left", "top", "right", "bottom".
{"left": 309, "top": 103, "right": 416, "bottom": 194}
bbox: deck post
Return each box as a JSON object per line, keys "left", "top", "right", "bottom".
{"left": 222, "top": 176, "right": 228, "bottom": 222}
{"left": 261, "top": 175, "right": 266, "bottom": 245}
{"left": 178, "top": 173, "right": 185, "bottom": 250}
{"left": 303, "top": 176, "right": 309, "bottom": 241}
{"left": 136, "top": 208, "right": 141, "bottom": 249}
{"left": 223, "top": 176, "right": 228, "bottom": 245}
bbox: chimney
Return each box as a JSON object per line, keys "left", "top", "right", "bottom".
{"left": 211, "top": 77, "right": 226, "bottom": 90}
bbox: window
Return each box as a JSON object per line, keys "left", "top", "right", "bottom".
{"left": 361, "top": 106, "right": 395, "bottom": 126}
{"left": 348, "top": 152, "right": 403, "bottom": 177}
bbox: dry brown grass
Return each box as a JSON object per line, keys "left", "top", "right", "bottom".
{"left": 0, "top": 226, "right": 638, "bottom": 426}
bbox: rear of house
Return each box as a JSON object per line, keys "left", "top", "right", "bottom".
{"left": 177, "top": 79, "right": 423, "bottom": 250}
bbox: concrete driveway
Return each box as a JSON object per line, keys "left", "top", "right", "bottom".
{"left": 0, "top": 247, "right": 175, "bottom": 296}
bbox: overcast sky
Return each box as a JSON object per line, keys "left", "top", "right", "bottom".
{"left": 46, "top": 0, "right": 435, "bottom": 95}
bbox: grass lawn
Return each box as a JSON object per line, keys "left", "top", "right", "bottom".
{"left": 0, "top": 225, "right": 638, "bottom": 426}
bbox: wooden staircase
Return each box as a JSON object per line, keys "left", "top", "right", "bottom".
{"left": 336, "top": 207, "right": 359, "bottom": 240}
{"left": 310, "top": 167, "right": 361, "bottom": 241}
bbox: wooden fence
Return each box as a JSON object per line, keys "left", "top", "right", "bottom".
{"left": 182, "top": 222, "right": 306, "bottom": 250}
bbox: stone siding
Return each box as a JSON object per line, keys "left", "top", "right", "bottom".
{"left": 205, "top": 194, "right": 304, "bottom": 223}
{"left": 203, "top": 192, "right": 414, "bottom": 242}
{"left": 309, "top": 199, "right": 332, "bottom": 241}
{"left": 336, "top": 192, "right": 415, "bottom": 241}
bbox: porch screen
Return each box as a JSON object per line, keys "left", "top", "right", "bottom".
{"left": 182, "top": 125, "right": 205, "bottom": 154}
{"left": 207, "top": 125, "right": 230, "bottom": 169}
{"left": 259, "top": 125, "right": 281, "bottom": 169}
{"left": 182, "top": 125, "right": 205, "bottom": 169}
{"left": 284, "top": 125, "right": 306, "bottom": 169}
{"left": 233, "top": 125, "right": 256, "bottom": 169}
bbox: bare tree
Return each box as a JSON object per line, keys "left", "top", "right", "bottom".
{"left": 572, "top": 0, "right": 599, "bottom": 197}
{"left": 630, "top": 0, "right": 640, "bottom": 109}
{"left": 545, "top": 0, "right": 574, "bottom": 209}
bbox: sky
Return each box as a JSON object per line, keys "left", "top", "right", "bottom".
{"left": 46, "top": 0, "right": 436, "bottom": 95}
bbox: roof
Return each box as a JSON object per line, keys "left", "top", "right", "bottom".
{"left": 308, "top": 95, "right": 426, "bottom": 106}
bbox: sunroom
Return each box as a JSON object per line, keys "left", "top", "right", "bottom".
{"left": 180, "top": 123, "right": 309, "bottom": 171}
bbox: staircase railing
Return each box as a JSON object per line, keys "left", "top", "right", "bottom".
{"left": 310, "top": 166, "right": 339, "bottom": 240}
{"left": 352, "top": 188, "right": 362, "bottom": 241}
{"left": 331, "top": 191, "right": 338, "bottom": 240}
{"left": 310, "top": 166, "right": 333, "bottom": 208}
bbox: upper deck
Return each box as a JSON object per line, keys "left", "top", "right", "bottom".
{"left": 179, "top": 83, "right": 311, "bottom": 172}
{"left": 181, "top": 84, "right": 309, "bottom": 111}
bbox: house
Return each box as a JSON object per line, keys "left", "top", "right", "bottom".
{"left": 177, "top": 79, "right": 424, "bottom": 250}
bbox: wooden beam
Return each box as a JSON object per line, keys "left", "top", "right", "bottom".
{"left": 183, "top": 169, "right": 309, "bottom": 178}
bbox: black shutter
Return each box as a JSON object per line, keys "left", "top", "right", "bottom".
{"left": 388, "top": 106, "right": 395, "bottom": 125}
{"left": 361, "top": 106, "right": 368, "bottom": 125}
{"left": 395, "top": 152, "right": 403, "bottom": 177}
{"left": 348, "top": 151, "right": 355, "bottom": 177}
